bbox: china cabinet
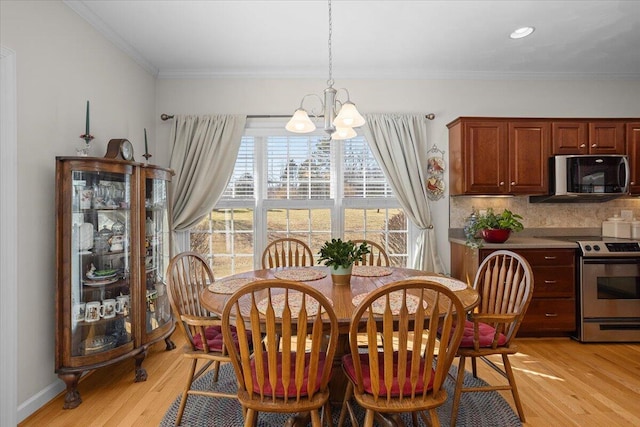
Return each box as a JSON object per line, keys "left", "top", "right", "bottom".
{"left": 55, "top": 157, "right": 175, "bottom": 409}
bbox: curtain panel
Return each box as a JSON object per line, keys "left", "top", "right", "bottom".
{"left": 363, "top": 114, "right": 444, "bottom": 273}
{"left": 168, "top": 114, "right": 247, "bottom": 236}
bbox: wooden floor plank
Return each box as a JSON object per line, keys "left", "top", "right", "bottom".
{"left": 21, "top": 334, "right": 640, "bottom": 427}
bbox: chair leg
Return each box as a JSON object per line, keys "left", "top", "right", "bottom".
{"left": 428, "top": 408, "right": 441, "bottom": 427}
{"left": 212, "top": 360, "right": 221, "bottom": 382}
{"left": 502, "top": 354, "right": 526, "bottom": 422}
{"left": 471, "top": 356, "right": 478, "bottom": 378}
{"left": 311, "top": 409, "right": 322, "bottom": 427}
{"left": 244, "top": 408, "right": 257, "bottom": 427}
{"left": 323, "top": 402, "right": 333, "bottom": 427}
{"left": 338, "top": 381, "right": 354, "bottom": 427}
{"left": 175, "top": 358, "right": 198, "bottom": 426}
{"left": 363, "top": 409, "right": 375, "bottom": 427}
{"left": 450, "top": 355, "right": 467, "bottom": 427}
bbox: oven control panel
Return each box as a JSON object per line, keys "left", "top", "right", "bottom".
{"left": 578, "top": 240, "right": 640, "bottom": 257}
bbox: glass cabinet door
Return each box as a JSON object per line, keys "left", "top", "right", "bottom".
{"left": 143, "top": 173, "right": 172, "bottom": 334}
{"left": 70, "top": 170, "right": 133, "bottom": 357}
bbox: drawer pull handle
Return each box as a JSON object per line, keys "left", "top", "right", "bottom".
{"left": 544, "top": 280, "right": 557, "bottom": 284}
{"left": 545, "top": 313, "right": 559, "bottom": 317}
{"left": 544, "top": 256, "right": 557, "bottom": 260}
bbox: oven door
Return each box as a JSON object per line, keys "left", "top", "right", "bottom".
{"left": 581, "top": 258, "right": 640, "bottom": 317}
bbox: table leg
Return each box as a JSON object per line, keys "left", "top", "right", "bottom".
{"left": 328, "top": 333, "right": 351, "bottom": 404}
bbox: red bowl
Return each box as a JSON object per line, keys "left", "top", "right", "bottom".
{"left": 480, "top": 228, "right": 512, "bottom": 243}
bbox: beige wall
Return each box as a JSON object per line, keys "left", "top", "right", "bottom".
{"left": 1, "top": 0, "right": 156, "bottom": 418}
{"left": 156, "top": 78, "right": 640, "bottom": 271}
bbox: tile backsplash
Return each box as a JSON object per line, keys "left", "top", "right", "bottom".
{"left": 450, "top": 196, "right": 640, "bottom": 229}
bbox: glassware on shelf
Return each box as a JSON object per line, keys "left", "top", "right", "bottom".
{"left": 111, "top": 219, "right": 125, "bottom": 235}
{"left": 145, "top": 218, "right": 155, "bottom": 237}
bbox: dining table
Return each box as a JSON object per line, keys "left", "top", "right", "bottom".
{"left": 199, "top": 265, "right": 480, "bottom": 406}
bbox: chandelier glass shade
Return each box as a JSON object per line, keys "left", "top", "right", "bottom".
{"left": 285, "top": 0, "right": 364, "bottom": 140}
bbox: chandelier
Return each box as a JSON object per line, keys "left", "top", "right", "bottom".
{"left": 285, "top": 0, "right": 365, "bottom": 140}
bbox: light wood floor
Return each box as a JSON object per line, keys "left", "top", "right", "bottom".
{"left": 21, "top": 330, "right": 640, "bottom": 427}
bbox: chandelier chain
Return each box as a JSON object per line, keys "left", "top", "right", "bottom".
{"left": 327, "top": 0, "right": 334, "bottom": 87}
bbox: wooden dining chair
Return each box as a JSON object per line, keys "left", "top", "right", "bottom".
{"left": 450, "top": 250, "right": 533, "bottom": 426}
{"left": 338, "top": 278, "right": 466, "bottom": 427}
{"left": 222, "top": 279, "right": 339, "bottom": 427}
{"left": 351, "top": 239, "right": 390, "bottom": 266}
{"left": 261, "top": 237, "right": 314, "bottom": 269}
{"left": 166, "top": 252, "right": 253, "bottom": 426}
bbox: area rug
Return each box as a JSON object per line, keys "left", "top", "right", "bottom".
{"left": 161, "top": 364, "right": 522, "bottom": 427}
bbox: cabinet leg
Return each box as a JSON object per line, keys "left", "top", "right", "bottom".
{"left": 59, "top": 373, "right": 82, "bottom": 409}
{"left": 164, "top": 336, "right": 176, "bottom": 351}
{"left": 134, "top": 349, "right": 148, "bottom": 382}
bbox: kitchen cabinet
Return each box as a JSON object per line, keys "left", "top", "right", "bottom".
{"left": 55, "top": 157, "right": 176, "bottom": 409}
{"left": 450, "top": 243, "right": 576, "bottom": 337}
{"left": 551, "top": 120, "right": 625, "bottom": 155}
{"left": 448, "top": 118, "right": 549, "bottom": 195}
{"left": 627, "top": 122, "right": 640, "bottom": 195}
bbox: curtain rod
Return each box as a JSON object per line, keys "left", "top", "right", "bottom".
{"left": 160, "top": 113, "right": 436, "bottom": 121}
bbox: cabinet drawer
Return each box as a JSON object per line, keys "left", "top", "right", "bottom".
{"left": 480, "top": 248, "right": 575, "bottom": 267}
{"left": 513, "top": 249, "right": 575, "bottom": 266}
{"left": 532, "top": 266, "right": 575, "bottom": 297}
{"left": 520, "top": 299, "right": 576, "bottom": 333}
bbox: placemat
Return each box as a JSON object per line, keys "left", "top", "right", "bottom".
{"left": 409, "top": 275, "right": 468, "bottom": 291}
{"left": 273, "top": 268, "right": 327, "bottom": 281}
{"left": 352, "top": 291, "right": 427, "bottom": 315}
{"left": 207, "top": 277, "right": 264, "bottom": 294}
{"left": 352, "top": 265, "right": 393, "bottom": 277}
{"left": 257, "top": 292, "right": 332, "bottom": 318}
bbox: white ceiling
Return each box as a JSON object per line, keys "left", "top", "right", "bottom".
{"left": 64, "top": 0, "right": 640, "bottom": 80}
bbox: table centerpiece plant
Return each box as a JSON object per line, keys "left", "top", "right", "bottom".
{"left": 317, "top": 238, "right": 370, "bottom": 285}
{"left": 465, "top": 208, "right": 524, "bottom": 248}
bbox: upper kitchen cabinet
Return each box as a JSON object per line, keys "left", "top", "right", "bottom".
{"left": 448, "top": 117, "right": 549, "bottom": 195}
{"left": 552, "top": 120, "right": 625, "bottom": 155}
{"left": 627, "top": 122, "right": 640, "bottom": 195}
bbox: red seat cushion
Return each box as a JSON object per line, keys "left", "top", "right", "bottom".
{"left": 342, "top": 352, "right": 434, "bottom": 397}
{"left": 458, "top": 319, "right": 507, "bottom": 347}
{"left": 250, "top": 352, "right": 328, "bottom": 398}
{"left": 192, "top": 325, "right": 251, "bottom": 352}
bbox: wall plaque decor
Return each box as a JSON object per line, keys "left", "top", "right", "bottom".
{"left": 426, "top": 144, "right": 445, "bottom": 201}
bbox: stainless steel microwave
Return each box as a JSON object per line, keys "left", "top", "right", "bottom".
{"left": 551, "top": 154, "right": 629, "bottom": 196}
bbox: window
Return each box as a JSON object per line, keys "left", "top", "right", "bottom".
{"left": 190, "top": 126, "right": 410, "bottom": 277}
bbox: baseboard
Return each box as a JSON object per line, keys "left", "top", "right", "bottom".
{"left": 17, "top": 380, "right": 65, "bottom": 423}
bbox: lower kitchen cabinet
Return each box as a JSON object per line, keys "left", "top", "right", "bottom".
{"left": 450, "top": 244, "right": 577, "bottom": 337}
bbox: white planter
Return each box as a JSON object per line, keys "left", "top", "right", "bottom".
{"left": 330, "top": 264, "right": 353, "bottom": 286}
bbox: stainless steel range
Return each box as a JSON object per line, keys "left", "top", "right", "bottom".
{"left": 574, "top": 237, "right": 640, "bottom": 342}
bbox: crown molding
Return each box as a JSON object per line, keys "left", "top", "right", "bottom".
{"left": 157, "top": 68, "right": 640, "bottom": 81}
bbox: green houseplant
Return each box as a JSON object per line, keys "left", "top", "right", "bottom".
{"left": 318, "top": 238, "right": 370, "bottom": 285}
{"left": 465, "top": 208, "right": 524, "bottom": 247}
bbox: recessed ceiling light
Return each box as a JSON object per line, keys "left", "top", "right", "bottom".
{"left": 510, "top": 26, "right": 535, "bottom": 39}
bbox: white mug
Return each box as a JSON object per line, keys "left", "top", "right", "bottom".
{"left": 85, "top": 301, "right": 101, "bottom": 322}
{"left": 116, "top": 295, "right": 130, "bottom": 315}
{"left": 73, "top": 302, "right": 86, "bottom": 322}
{"left": 78, "top": 187, "right": 93, "bottom": 209}
{"left": 100, "top": 299, "right": 120, "bottom": 319}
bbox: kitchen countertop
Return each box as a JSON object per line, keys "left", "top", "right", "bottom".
{"left": 448, "top": 227, "right": 601, "bottom": 250}
{"left": 448, "top": 235, "right": 579, "bottom": 249}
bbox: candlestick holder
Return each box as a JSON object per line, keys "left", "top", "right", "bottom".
{"left": 77, "top": 134, "right": 95, "bottom": 157}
